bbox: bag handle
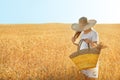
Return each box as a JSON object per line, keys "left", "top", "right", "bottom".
{"left": 77, "top": 39, "right": 90, "bottom": 51}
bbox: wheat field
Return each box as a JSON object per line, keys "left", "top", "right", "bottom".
{"left": 0, "top": 24, "right": 120, "bottom": 80}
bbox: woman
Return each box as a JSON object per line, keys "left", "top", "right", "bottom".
{"left": 71, "top": 17, "right": 99, "bottom": 80}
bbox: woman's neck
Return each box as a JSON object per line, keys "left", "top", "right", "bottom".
{"left": 84, "top": 28, "right": 92, "bottom": 34}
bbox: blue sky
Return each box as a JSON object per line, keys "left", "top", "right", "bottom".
{"left": 0, "top": 0, "right": 120, "bottom": 24}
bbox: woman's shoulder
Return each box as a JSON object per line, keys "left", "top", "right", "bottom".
{"left": 91, "top": 29, "right": 98, "bottom": 36}
{"left": 91, "top": 28, "right": 98, "bottom": 35}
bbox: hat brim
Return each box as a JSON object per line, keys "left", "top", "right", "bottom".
{"left": 71, "top": 20, "right": 97, "bottom": 31}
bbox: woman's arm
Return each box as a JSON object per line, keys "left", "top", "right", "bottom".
{"left": 83, "top": 39, "right": 97, "bottom": 47}
{"left": 72, "top": 32, "right": 81, "bottom": 46}
{"left": 84, "top": 39, "right": 107, "bottom": 50}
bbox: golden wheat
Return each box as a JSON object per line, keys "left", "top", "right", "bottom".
{"left": 0, "top": 24, "right": 120, "bottom": 80}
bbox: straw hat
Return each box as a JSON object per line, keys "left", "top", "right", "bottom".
{"left": 71, "top": 17, "right": 97, "bottom": 31}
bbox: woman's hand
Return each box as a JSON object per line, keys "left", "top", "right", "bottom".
{"left": 72, "top": 37, "right": 75, "bottom": 43}
{"left": 83, "top": 38, "right": 97, "bottom": 47}
{"left": 83, "top": 38, "right": 92, "bottom": 44}
{"left": 71, "top": 37, "right": 79, "bottom": 46}
{"left": 72, "top": 31, "right": 81, "bottom": 43}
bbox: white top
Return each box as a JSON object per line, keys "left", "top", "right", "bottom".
{"left": 80, "top": 28, "right": 99, "bottom": 50}
{"left": 79, "top": 28, "right": 99, "bottom": 78}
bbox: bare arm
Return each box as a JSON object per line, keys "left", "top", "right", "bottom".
{"left": 72, "top": 32, "right": 81, "bottom": 46}
{"left": 83, "top": 39, "right": 97, "bottom": 47}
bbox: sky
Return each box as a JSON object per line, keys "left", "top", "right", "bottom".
{"left": 0, "top": 0, "right": 120, "bottom": 24}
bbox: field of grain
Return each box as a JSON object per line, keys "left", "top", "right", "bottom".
{"left": 0, "top": 24, "right": 120, "bottom": 80}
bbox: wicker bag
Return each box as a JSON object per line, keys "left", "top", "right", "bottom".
{"left": 69, "top": 40, "right": 100, "bottom": 70}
